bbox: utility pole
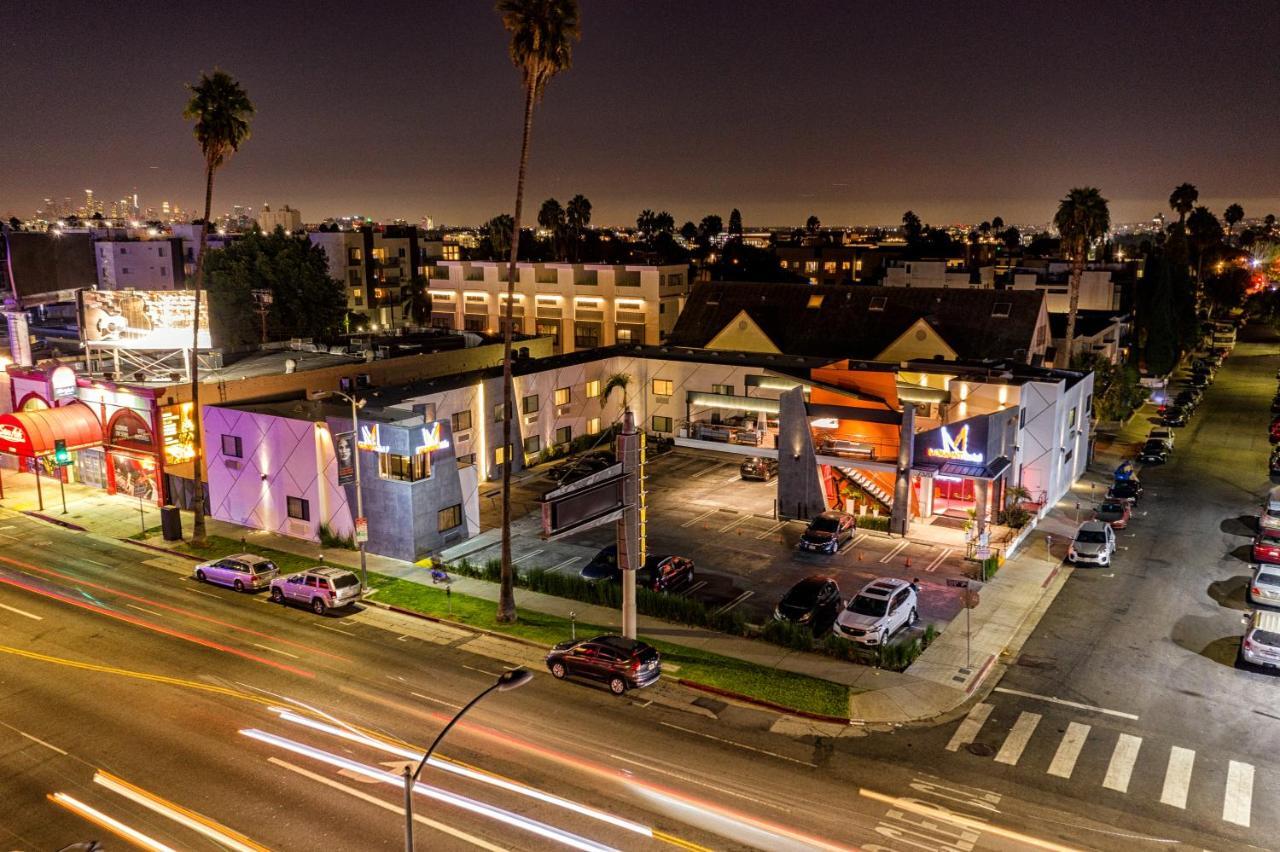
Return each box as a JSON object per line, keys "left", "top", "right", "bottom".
{"left": 616, "top": 409, "right": 644, "bottom": 639}
{"left": 312, "top": 390, "right": 368, "bottom": 590}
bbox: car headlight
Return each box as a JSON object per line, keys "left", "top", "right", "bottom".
{"left": 797, "top": 611, "right": 813, "bottom": 623}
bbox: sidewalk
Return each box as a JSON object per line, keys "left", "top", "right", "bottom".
{"left": 0, "top": 465, "right": 1082, "bottom": 725}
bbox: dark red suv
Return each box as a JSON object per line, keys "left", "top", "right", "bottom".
{"left": 546, "top": 635, "right": 661, "bottom": 694}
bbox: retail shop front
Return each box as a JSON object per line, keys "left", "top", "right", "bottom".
{"left": 910, "top": 411, "right": 1018, "bottom": 529}
{"left": 0, "top": 403, "right": 105, "bottom": 502}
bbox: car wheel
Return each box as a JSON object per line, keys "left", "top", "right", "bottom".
{"left": 311, "top": 598, "right": 327, "bottom": 615}
{"left": 233, "top": 579, "right": 244, "bottom": 592}
{"left": 609, "top": 676, "right": 627, "bottom": 695}
{"left": 270, "top": 587, "right": 285, "bottom": 604}
{"left": 195, "top": 569, "right": 206, "bottom": 582}
{"left": 550, "top": 662, "right": 567, "bottom": 679}
{"left": 909, "top": 607, "right": 918, "bottom": 626}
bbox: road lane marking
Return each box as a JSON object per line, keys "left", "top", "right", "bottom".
{"left": 79, "top": 558, "right": 112, "bottom": 568}
{"left": 993, "top": 687, "right": 1140, "bottom": 720}
{"left": 182, "top": 587, "right": 220, "bottom": 599}
{"left": 268, "top": 757, "right": 506, "bottom": 851}
{"left": 411, "top": 691, "right": 464, "bottom": 710}
{"left": 681, "top": 508, "right": 719, "bottom": 528}
{"left": 125, "top": 604, "right": 165, "bottom": 618}
{"left": 607, "top": 754, "right": 779, "bottom": 808}
{"left": 1223, "top": 760, "right": 1254, "bottom": 827}
{"left": 315, "top": 624, "right": 355, "bottom": 636}
{"left": 462, "top": 664, "right": 502, "bottom": 677}
{"left": 993, "top": 711, "right": 1040, "bottom": 765}
{"left": 548, "top": 557, "right": 581, "bottom": 573}
{"left": 712, "top": 591, "right": 752, "bottom": 615}
{"left": 1159, "top": 746, "right": 1195, "bottom": 809}
{"left": 755, "top": 520, "right": 786, "bottom": 540}
{"left": 878, "top": 540, "right": 909, "bottom": 563}
{"left": 946, "top": 702, "right": 993, "bottom": 752}
{"left": 1046, "top": 722, "right": 1090, "bottom": 779}
{"left": 250, "top": 643, "right": 300, "bottom": 660}
{"left": 1103, "top": 734, "right": 1142, "bottom": 792}
{"left": 511, "top": 549, "right": 544, "bottom": 565}
{"left": 0, "top": 720, "right": 67, "bottom": 755}
{"left": 0, "top": 601, "right": 43, "bottom": 620}
{"left": 658, "top": 722, "right": 816, "bottom": 767}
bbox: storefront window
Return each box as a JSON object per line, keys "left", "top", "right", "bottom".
{"left": 379, "top": 452, "right": 431, "bottom": 482}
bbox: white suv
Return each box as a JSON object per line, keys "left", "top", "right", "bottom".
{"left": 270, "top": 567, "right": 362, "bottom": 615}
{"left": 1068, "top": 521, "right": 1116, "bottom": 566}
{"left": 832, "top": 578, "right": 918, "bottom": 646}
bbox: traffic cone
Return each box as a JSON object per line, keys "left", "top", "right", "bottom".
{"left": 905, "top": 557, "right": 912, "bottom": 567}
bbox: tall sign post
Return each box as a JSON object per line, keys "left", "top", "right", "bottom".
{"left": 617, "top": 410, "right": 644, "bottom": 639}
{"left": 53, "top": 439, "right": 71, "bottom": 514}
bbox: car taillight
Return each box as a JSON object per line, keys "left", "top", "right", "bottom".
{"left": 631, "top": 658, "right": 642, "bottom": 670}
{"left": 1244, "top": 637, "right": 1254, "bottom": 651}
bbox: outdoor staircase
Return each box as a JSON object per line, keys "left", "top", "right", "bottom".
{"left": 845, "top": 467, "right": 892, "bottom": 509}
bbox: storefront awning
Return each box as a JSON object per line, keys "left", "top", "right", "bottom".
{"left": 0, "top": 404, "right": 104, "bottom": 457}
{"left": 936, "top": 457, "right": 1011, "bottom": 480}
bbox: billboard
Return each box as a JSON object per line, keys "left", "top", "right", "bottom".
{"left": 78, "top": 289, "right": 211, "bottom": 349}
{"left": 540, "top": 463, "right": 627, "bottom": 540}
{"left": 334, "top": 431, "right": 356, "bottom": 485}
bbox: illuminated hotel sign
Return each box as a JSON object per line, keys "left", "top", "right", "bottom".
{"left": 416, "top": 422, "right": 450, "bottom": 454}
{"left": 926, "top": 425, "right": 984, "bottom": 464}
{"left": 357, "top": 424, "right": 389, "bottom": 453}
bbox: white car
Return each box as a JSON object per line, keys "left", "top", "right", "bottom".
{"left": 1068, "top": 521, "right": 1116, "bottom": 566}
{"left": 193, "top": 553, "right": 279, "bottom": 592}
{"left": 1249, "top": 564, "right": 1280, "bottom": 608}
{"left": 1240, "top": 610, "right": 1280, "bottom": 668}
{"left": 1261, "top": 487, "right": 1280, "bottom": 532}
{"left": 832, "top": 578, "right": 918, "bottom": 646}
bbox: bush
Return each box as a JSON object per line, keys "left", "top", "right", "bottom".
{"left": 761, "top": 618, "right": 816, "bottom": 651}
{"left": 999, "top": 506, "right": 1031, "bottom": 529}
{"left": 856, "top": 515, "right": 891, "bottom": 532}
{"left": 318, "top": 523, "right": 355, "bottom": 550}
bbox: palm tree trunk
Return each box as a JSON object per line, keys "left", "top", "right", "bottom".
{"left": 190, "top": 161, "right": 215, "bottom": 547}
{"left": 497, "top": 83, "right": 536, "bottom": 624}
{"left": 1064, "top": 247, "right": 1082, "bottom": 368}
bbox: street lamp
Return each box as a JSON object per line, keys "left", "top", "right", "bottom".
{"left": 402, "top": 668, "right": 533, "bottom": 851}
{"left": 311, "top": 389, "right": 369, "bottom": 591}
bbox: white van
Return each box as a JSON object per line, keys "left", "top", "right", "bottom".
{"left": 1261, "top": 487, "right": 1280, "bottom": 532}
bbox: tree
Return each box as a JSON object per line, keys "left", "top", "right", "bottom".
{"left": 565, "top": 193, "right": 591, "bottom": 261}
{"left": 1053, "top": 187, "right": 1110, "bottom": 362}
{"left": 600, "top": 372, "right": 631, "bottom": 410}
{"left": 7, "top": 216, "right": 20, "bottom": 230}
{"left": 901, "top": 210, "right": 923, "bottom": 244}
{"left": 484, "top": 213, "right": 515, "bottom": 259}
{"left": 538, "top": 197, "right": 565, "bottom": 258}
{"left": 1001, "top": 226, "right": 1021, "bottom": 250}
{"left": 991, "top": 216, "right": 1004, "bottom": 231}
{"left": 1224, "top": 203, "right": 1244, "bottom": 239}
{"left": 979, "top": 221, "right": 991, "bottom": 237}
{"left": 1169, "top": 182, "right": 1198, "bottom": 229}
{"left": 495, "top": 0, "right": 579, "bottom": 624}
{"left": 728, "top": 208, "right": 743, "bottom": 242}
{"left": 697, "top": 214, "right": 722, "bottom": 247}
{"left": 1186, "top": 205, "right": 1224, "bottom": 288}
{"left": 678, "top": 220, "right": 697, "bottom": 243}
{"left": 183, "top": 69, "right": 253, "bottom": 547}
{"left": 1266, "top": 213, "right": 1277, "bottom": 233}
{"left": 652, "top": 210, "right": 674, "bottom": 235}
{"left": 805, "top": 214, "right": 820, "bottom": 234}
{"left": 635, "top": 208, "right": 655, "bottom": 240}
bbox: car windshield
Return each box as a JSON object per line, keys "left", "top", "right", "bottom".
{"left": 252, "top": 561, "right": 277, "bottom": 574}
{"left": 1099, "top": 503, "right": 1123, "bottom": 513}
{"left": 1257, "top": 572, "right": 1280, "bottom": 588}
{"left": 784, "top": 582, "right": 823, "bottom": 605}
{"left": 810, "top": 517, "right": 840, "bottom": 532}
{"left": 1075, "top": 530, "right": 1107, "bottom": 544}
{"left": 1253, "top": 629, "right": 1280, "bottom": 647}
{"left": 330, "top": 573, "right": 360, "bottom": 589}
{"left": 847, "top": 594, "right": 888, "bottom": 617}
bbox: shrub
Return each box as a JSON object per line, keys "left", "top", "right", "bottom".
{"left": 856, "top": 515, "right": 891, "bottom": 532}
{"left": 318, "top": 523, "right": 355, "bottom": 550}
{"left": 760, "top": 618, "right": 816, "bottom": 651}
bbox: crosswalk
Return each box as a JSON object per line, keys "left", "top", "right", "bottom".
{"left": 948, "top": 702, "right": 1259, "bottom": 829}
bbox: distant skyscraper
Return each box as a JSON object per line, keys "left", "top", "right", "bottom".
{"left": 82, "top": 189, "right": 94, "bottom": 218}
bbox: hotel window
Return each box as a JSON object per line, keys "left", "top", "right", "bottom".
{"left": 523, "top": 435, "right": 541, "bottom": 455}
{"left": 652, "top": 378, "right": 673, "bottom": 397}
{"left": 585, "top": 379, "right": 601, "bottom": 398}
{"left": 804, "top": 261, "right": 817, "bottom": 273}
{"left": 464, "top": 317, "right": 486, "bottom": 332}
{"left": 555, "top": 426, "right": 572, "bottom": 445}
{"left": 522, "top": 394, "right": 539, "bottom": 415}
{"left": 536, "top": 321, "right": 561, "bottom": 347}
{"left": 494, "top": 444, "right": 514, "bottom": 466}
{"left": 616, "top": 327, "right": 636, "bottom": 343}
{"left": 1068, "top": 408, "right": 1078, "bottom": 429}
{"left": 379, "top": 452, "right": 431, "bottom": 482}
{"left": 587, "top": 417, "right": 601, "bottom": 435}
{"left": 451, "top": 409, "right": 472, "bottom": 433}
{"left": 352, "top": 290, "right": 364, "bottom": 306}
{"left": 221, "top": 435, "right": 243, "bottom": 458}
{"left": 554, "top": 387, "right": 571, "bottom": 406}
{"left": 712, "top": 384, "right": 734, "bottom": 396}
{"left": 456, "top": 453, "right": 475, "bottom": 467}
{"left": 438, "top": 504, "right": 463, "bottom": 532}
{"left": 286, "top": 497, "right": 310, "bottom": 522}
{"left": 493, "top": 402, "right": 507, "bottom": 422}
{"left": 574, "top": 322, "right": 600, "bottom": 349}
{"left": 651, "top": 415, "right": 673, "bottom": 433}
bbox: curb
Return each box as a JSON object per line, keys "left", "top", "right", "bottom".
{"left": 118, "top": 537, "right": 200, "bottom": 561}
{"left": 676, "top": 678, "right": 852, "bottom": 725}
{"left": 364, "top": 599, "right": 550, "bottom": 652}
{"left": 23, "top": 511, "right": 88, "bottom": 532}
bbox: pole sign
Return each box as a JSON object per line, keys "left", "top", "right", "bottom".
{"left": 354, "top": 517, "right": 369, "bottom": 543}
{"left": 334, "top": 431, "right": 356, "bottom": 485}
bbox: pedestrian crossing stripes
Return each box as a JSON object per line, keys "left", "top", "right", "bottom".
{"left": 949, "top": 703, "right": 1260, "bottom": 830}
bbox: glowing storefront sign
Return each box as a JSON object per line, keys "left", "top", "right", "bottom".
{"left": 926, "top": 425, "right": 984, "bottom": 464}
{"left": 161, "top": 403, "right": 196, "bottom": 464}
{"left": 416, "top": 422, "right": 451, "bottom": 454}
{"left": 0, "top": 424, "right": 27, "bottom": 444}
{"left": 357, "top": 424, "right": 389, "bottom": 453}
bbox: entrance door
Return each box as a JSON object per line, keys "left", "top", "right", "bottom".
{"left": 932, "top": 476, "right": 975, "bottom": 516}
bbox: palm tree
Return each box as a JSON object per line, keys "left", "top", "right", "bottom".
{"left": 183, "top": 70, "right": 253, "bottom": 547}
{"left": 565, "top": 193, "right": 591, "bottom": 261}
{"left": 636, "top": 208, "right": 655, "bottom": 241}
{"left": 495, "top": 0, "right": 580, "bottom": 624}
{"left": 537, "top": 197, "right": 565, "bottom": 258}
{"left": 1224, "top": 203, "right": 1244, "bottom": 240}
{"left": 1169, "top": 182, "right": 1198, "bottom": 229}
{"left": 805, "top": 214, "right": 820, "bottom": 234}
{"left": 1054, "top": 187, "right": 1110, "bottom": 364}
{"left": 1186, "top": 205, "right": 1224, "bottom": 288}
{"left": 600, "top": 372, "right": 631, "bottom": 411}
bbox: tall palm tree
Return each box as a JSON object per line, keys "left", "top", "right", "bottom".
{"left": 537, "top": 197, "right": 565, "bottom": 259}
{"left": 183, "top": 70, "right": 253, "bottom": 547}
{"left": 496, "top": 0, "right": 579, "bottom": 624}
{"left": 1169, "top": 182, "right": 1198, "bottom": 230}
{"left": 1054, "top": 187, "right": 1110, "bottom": 364}
{"left": 565, "top": 193, "right": 591, "bottom": 261}
{"left": 1224, "top": 203, "right": 1244, "bottom": 240}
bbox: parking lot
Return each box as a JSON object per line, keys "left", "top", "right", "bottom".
{"left": 456, "top": 447, "right": 979, "bottom": 639}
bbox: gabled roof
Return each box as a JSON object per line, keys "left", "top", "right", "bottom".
{"left": 667, "top": 281, "right": 1046, "bottom": 362}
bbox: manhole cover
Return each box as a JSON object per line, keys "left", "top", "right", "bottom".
{"left": 966, "top": 742, "right": 996, "bottom": 757}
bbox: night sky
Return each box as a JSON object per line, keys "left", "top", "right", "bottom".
{"left": 4, "top": 1, "right": 1279, "bottom": 227}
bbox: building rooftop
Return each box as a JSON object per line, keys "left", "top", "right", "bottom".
{"left": 1047, "top": 311, "right": 1129, "bottom": 341}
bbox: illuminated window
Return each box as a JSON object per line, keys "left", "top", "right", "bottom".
{"left": 651, "top": 415, "right": 673, "bottom": 433}
{"left": 438, "top": 504, "right": 462, "bottom": 532}
{"left": 804, "top": 261, "right": 817, "bottom": 273}
{"left": 587, "top": 417, "right": 601, "bottom": 434}
{"left": 493, "top": 403, "right": 507, "bottom": 422}
{"left": 379, "top": 453, "right": 430, "bottom": 482}
{"left": 585, "top": 379, "right": 601, "bottom": 398}
{"left": 522, "top": 394, "right": 539, "bottom": 415}
{"left": 286, "top": 497, "right": 310, "bottom": 521}
{"left": 807, "top": 294, "right": 824, "bottom": 309}
{"left": 554, "top": 387, "right": 571, "bottom": 406}
{"left": 494, "top": 444, "right": 514, "bottom": 466}
{"left": 451, "top": 409, "right": 472, "bottom": 433}
{"left": 823, "top": 261, "right": 837, "bottom": 273}
{"left": 555, "top": 426, "right": 572, "bottom": 445}
{"left": 220, "top": 435, "right": 242, "bottom": 458}
{"left": 712, "top": 384, "right": 734, "bottom": 396}
{"left": 652, "top": 378, "right": 673, "bottom": 397}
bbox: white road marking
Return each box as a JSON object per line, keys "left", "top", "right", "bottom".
{"left": 712, "top": 591, "right": 753, "bottom": 615}
{"left": 0, "top": 601, "right": 43, "bottom": 620}
{"left": 658, "top": 722, "right": 815, "bottom": 766}
{"left": 1159, "top": 746, "right": 1195, "bottom": 809}
{"left": 1223, "top": 760, "right": 1254, "bottom": 827}
{"left": 681, "top": 508, "right": 720, "bottom": 528}
{"left": 607, "top": 753, "right": 779, "bottom": 808}
{"left": 724, "top": 472, "right": 743, "bottom": 483}
{"left": 511, "top": 549, "right": 544, "bottom": 565}
{"left": 462, "top": 664, "right": 501, "bottom": 677}
{"left": 182, "top": 587, "right": 220, "bottom": 599}
{"left": 1046, "top": 722, "right": 1090, "bottom": 779}
{"left": 755, "top": 520, "right": 786, "bottom": 540}
{"left": 924, "top": 548, "right": 953, "bottom": 573}
{"left": 993, "top": 711, "right": 1041, "bottom": 766}
{"left": 548, "top": 557, "right": 581, "bottom": 573}
{"left": 878, "top": 540, "right": 910, "bottom": 564}
{"left": 251, "top": 643, "right": 300, "bottom": 660}
{"left": 0, "top": 721, "right": 68, "bottom": 755}
{"left": 268, "top": 758, "right": 506, "bottom": 851}
{"left": 718, "top": 513, "right": 752, "bottom": 533}
{"left": 410, "top": 691, "right": 463, "bottom": 710}
{"left": 946, "top": 702, "right": 993, "bottom": 752}
{"left": 316, "top": 624, "right": 355, "bottom": 636}
{"left": 690, "top": 463, "right": 726, "bottom": 479}
{"left": 679, "top": 580, "right": 707, "bottom": 597}
{"left": 993, "top": 687, "right": 1140, "bottom": 720}
{"left": 1103, "top": 734, "right": 1142, "bottom": 793}
{"left": 125, "top": 604, "right": 165, "bottom": 618}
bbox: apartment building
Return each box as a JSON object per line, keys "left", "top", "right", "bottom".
{"left": 1009, "top": 265, "right": 1124, "bottom": 312}
{"left": 884, "top": 259, "right": 995, "bottom": 289}
{"left": 94, "top": 237, "right": 185, "bottom": 290}
{"left": 256, "top": 204, "right": 303, "bottom": 233}
{"left": 775, "top": 244, "right": 870, "bottom": 285}
{"left": 423, "top": 262, "right": 690, "bottom": 354}
{"left": 309, "top": 227, "right": 441, "bottom": 329}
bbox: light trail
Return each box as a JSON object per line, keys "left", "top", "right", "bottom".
{"left": 240, "top": 728, "right": 618, "bottom": 852}
{"left": 93, "top": 770, "right": 269, "bottom": 852}
{"left": 858, "top": 788, "right": 1082, "bottom": 852}
{"left": 0, "top": 552, "right": 352, "bottom": 662}
{"left": 48, "top": 792, "right": 177, "bottom": 852}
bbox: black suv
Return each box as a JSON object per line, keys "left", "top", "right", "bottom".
{"left": 579, "top": 546, "right": 694, "bottom": 592}
{"left": 740, "top": 456, "right": 779, "bottom": 482}
{"left": 774, "top": 575, "right": 843, "bottom": 627}
{"left": 797, "top": 511, "right": 856, "bottom": 554}
{"left": 1162, "top": 406, "right": 1188, "bottom": 427}
{"left": 546, "top": 635, "right": 661, "bottom": 694}
{"left": 1137, "top": 439, "right": 1169, "bottom": 464}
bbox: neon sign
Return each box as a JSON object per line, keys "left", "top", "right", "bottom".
{"left": 416, "top": 422, "right": 450, "bottom": 454}
{"left": 927, "top": 425, "right": 984, "bottom": 463}
{"left": 357, "top": 424, "right": 388, "bottom": 453}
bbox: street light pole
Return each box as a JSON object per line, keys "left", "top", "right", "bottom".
{"left": 402, "top": 669, "right": 532, "bottom": 851}
{"left": 312, "top": 389, "right": 368, "bottom": 591}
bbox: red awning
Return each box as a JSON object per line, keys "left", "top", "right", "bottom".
{"left": 0, "top": 404, "right": 104, "bottom": 457}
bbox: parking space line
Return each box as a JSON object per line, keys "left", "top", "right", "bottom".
{"left": 511, "top": 549, "right": 544, "bottom": 565}
{"left": 713, "top": 591, "right": 753, "bottom": 615}
{"left": 878, "top": 540, "right": 909, "bottom": 563}
{"left": 690, "top": 463, "right": 727, "bottom": 479}
{"left": 924, "top": 548, "right": 952, "bottom": 572}
{"left": 548, "top": 557, "right": 581, "bottom": 573}
{"left": 681, "top": 508, "right": 720, "bottom": 528}
{"left": 756, "top": 520, "right": 786, "bottom": 540}
{"left": 680, "top": 580, "right": 707, "bottom": 597}
{"left": 719, "top": 514, "right": 753, "bottom": 533}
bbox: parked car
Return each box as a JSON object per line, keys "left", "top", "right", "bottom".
{"left": 269, "top": 567, "right": 362, "bottom": 614}
{"left": 1270, "top": 419, "right": 1280, "bottom": 444}
{"left": 1162, "top": 406, "right": 1188, "bottom": 427}
{"left": 1106, "top": 479, "right": 1144, "bottom": 503}
{"left": 817, "top": 438, "right": 876, "bottom": 460}
{"left": 545, "top": 634, "right": 661, "bottom": 694}
{"left": 1239, "top": 610, "right": 1280, "bottom": 669}
{"left": 193, "top": 553, "right": 279, "bottom": 592}
{"left": 1068, "top": 521, "right": 1117, "bottom": 567}
{"left": 831, "top": 578, "right": 918, "bottom": 646}
{"left": 579, "top": 544, "right": 619, "bottom": 582}
{"left": 579, "top": 546, "right": 695, "bottom": 592}
{"left": 773, "top": 575, "right": 842, "bottom": 626}
{"left": 1260, "top": 487, "right": 1280, "bottom": 532}
{"left": 797, "top": 511, "right": 857, "bottom": 554}
{"left": 1269, "top": 447, "right": 1280, "bottom": 476}
{"left": 1147, "top": 427, "right": 1175, "bottom": 450}
{"left": 1248, "top": 563, "right": 1280, "bottom": 608}
{"left": 1137, "top": 440, "right": 1169, "bottom": 464}
{"left": 740, "top": 456, "right": 779, "bottom": 482}
{"left": 1255, "top": 528, "right": 1280, "bottom": 564}
{"left": 1188, "top": 373, "right": 1209, "bottom": 390}
{"left": 1094, "top": 500, "right": 1132, "bottom": 529}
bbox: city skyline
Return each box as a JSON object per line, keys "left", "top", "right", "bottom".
{"left": 4, "top": 4, "right": 1280, "bottom": 227}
